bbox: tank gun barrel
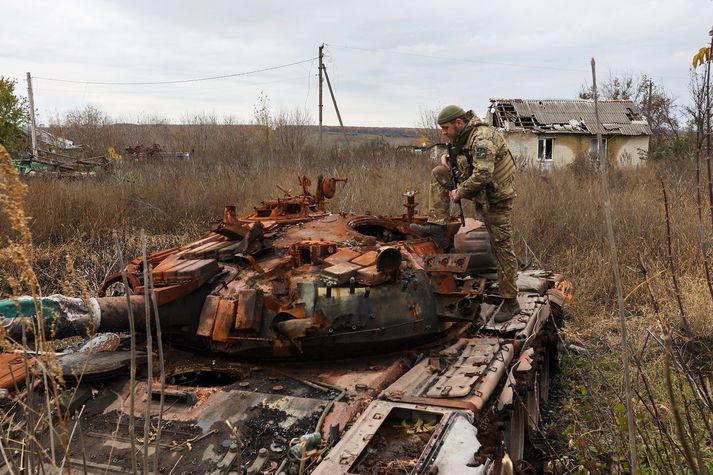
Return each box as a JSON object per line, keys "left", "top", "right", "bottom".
{"left": 0, "top": 294, "right": 202, "bottom": 342}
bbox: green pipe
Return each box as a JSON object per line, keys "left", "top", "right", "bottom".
{"left": 0, "top": 296, "right": 61, "bottom": 320}
{"left": 0, "top": 295, "right": 99, "bottom": 340}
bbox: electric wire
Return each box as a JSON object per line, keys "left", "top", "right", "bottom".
{"left": 34, "top": 74, "right": 311, "bottom": 95}
{"left": 304, "top": 58, "right": 317, "bottom": 111}
{"left": 326, "top": 43, "right": 587, "bottom": 73}
{"left": 33, "top": 57, "right": 318, "bottom": 86}
{"left": 327, "top": 43, "right": 692, "bottom": 81}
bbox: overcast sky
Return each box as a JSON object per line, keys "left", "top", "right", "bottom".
{"left": 3, "top": 0, "right": 711, "bottom": 127}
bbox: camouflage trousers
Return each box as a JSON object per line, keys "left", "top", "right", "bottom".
{"left": 427, "top": 165, "right": 518, "bottom": 299}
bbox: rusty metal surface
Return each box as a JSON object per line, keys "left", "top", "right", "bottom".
{"left": 474, "top": 272, "right": 554, "bottom": 337}
{"left": 3, "top": 175, "right": 573, "bottom": 473}
{"left": 113, "top": 186, "right": 500, "bottom": 356}
{"left": 0, "top": 354, "right": 30, "bottom": 392}
{"left": 422, "top": 253, "right": 473, "bottom": 272}
{"left": 383, "top": 337, "right": 515, "bottom": 413}
{"left": 313, "top": 400, "right": 477, "bottom": 474}
{"left": 59, "top": 351, "right": 147, "bottom": 382}
{"left": 51, "top": 349, "right": 417, "bottom": 473}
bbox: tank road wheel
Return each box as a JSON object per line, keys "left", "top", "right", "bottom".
{"left": 539, "top": 336, "right": 563, "bottom": 406}
{"left": 525, "top": 378, "right": 540, "bottom": 437}
{"left": 539, "top": 351, "right": 551, "bottom": 405}
{"left": 506, "top": 397, "right": 526, "bottom": 462}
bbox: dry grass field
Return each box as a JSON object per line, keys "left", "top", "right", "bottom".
{"left": 1, "top": 123, "right": 712, "bottom": 472}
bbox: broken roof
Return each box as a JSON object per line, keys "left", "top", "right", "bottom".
{"left": 21, "top": 125, "right": 82, "bottom": 150}
{"left": 489, "top": 98, "right": 651, "bottom": 136}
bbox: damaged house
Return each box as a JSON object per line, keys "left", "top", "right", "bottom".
{"left": 487, "top": 98, "right": 651, "bottom": 168}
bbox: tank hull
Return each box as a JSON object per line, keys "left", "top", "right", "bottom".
{"left": 0, "top": 177, "right": 572, "bottom": 473}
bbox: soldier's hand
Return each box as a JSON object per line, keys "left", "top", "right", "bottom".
{"left": 440, "top": 153, "right": 450, "bottom": 168}
{"left": 450, "top": 189, "right": 461, "bottom": 203}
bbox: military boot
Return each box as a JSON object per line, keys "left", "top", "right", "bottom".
{"left": 493, "top": 298, "right": 521, "bottom": 323}
{"left": 409, "top": 223, "right": 449, "bottom": 249}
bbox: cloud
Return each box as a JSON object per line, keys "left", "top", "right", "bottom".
{"left": 2, "top": 0, "right": 710, "bottom": 126}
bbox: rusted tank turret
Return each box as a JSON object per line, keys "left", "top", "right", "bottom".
{"left": 0, "top": 175, "right": 572, "bottom": 474}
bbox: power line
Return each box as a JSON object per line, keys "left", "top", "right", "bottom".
{"left": 33, "top": 57, "right": 318, "bottom": 86}
{"left": 304, "top": 58, "right": 317, "bottom": 111}
{"left": 327, "top": 43, "right": 693, "bottom": 82}
{"left": 34, "top": 74, "right": 312, "bottom": 95}
{"left": 327, "top": 43, "right": 588, "bottom": 74}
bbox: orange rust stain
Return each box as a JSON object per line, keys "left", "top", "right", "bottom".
{"left": 555, "top": 280, "right": 575, "bottom": 302}
{"left": 0, "top": 354, "right": 31, "bottom": 392}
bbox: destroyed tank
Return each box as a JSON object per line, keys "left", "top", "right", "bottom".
{"left": 0, "top": 176, "right": 572, "bottom": 474}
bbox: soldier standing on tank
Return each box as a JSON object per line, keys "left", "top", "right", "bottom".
{"left": 410, "top": 105, "right": 520, "bottom": 322}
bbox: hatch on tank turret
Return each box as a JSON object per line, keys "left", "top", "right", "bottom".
{"left": 346, "top": 216, "right": 410, "bottom": 242}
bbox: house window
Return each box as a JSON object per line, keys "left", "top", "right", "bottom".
{"left": 591, "top": 137, "right": 608, "bottom": 157}
{"left": 537, "top": 138, "right": 554, "bottom": 161}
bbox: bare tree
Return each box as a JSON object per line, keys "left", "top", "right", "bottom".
{"left": 415, "top": 105, "right": 442, "bottom": 146}
{"left": 182, "top": 112, "right": 219, "bottom": 157}
{"left": 61, "top": 105, "right": 111, "bottom": 153}
{"left": 686, "top": 69, "right": 712, "bottom": 148}
{"left": 579, "top": 71, "right": 636, "bottom": 100}
{"left": 580, "top": 73, "right": 682, "bottom": 158}
{"left": 273, "top": 107, "right": 313, "bottom": 158}
{"left": 252, "top": 90, "right": 272, "bottom": 147}
{"left": 636, "top": 75, "right": 680, "bottom": 138}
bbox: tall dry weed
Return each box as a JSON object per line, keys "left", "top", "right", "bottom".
{"left": 512, "top": 160, "right": 712, "bottom": 472}
{"left": 0, "top": 145, "right": 38, "bottom": 296}
{"left": 0, "top": 144, "right": 77, "bottom": 472}
{"left": 3, "top": 117, "right": 713, "bottom": 472}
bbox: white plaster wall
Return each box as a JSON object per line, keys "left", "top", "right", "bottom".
{"left": 504, "top": 132, "right": 650, "bottom": 169}
{"left": 614, "top": 135, "right": 650, "bottom": 167}
{"left": 552, "top": 137, "right": 576, "bottom": 168}
{"left": 504, "top": 133, "right": 573, "bottom": 169}
{"left": 504, "top": 133, "right": 537, "bottom": 167}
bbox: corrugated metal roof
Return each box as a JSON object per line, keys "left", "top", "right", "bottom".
{"left": 21, "top": 125, "right": 82, "bottom": 149}
{"left": 489, "top": 98, "right": 651, "bottom": 136}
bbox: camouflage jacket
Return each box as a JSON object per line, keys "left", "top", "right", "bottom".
{"left": 451, "top": 115, "right": 516, "bottom": 205}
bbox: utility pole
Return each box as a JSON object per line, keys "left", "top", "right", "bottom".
{"left": 647, "top": 78, "right": 653, "bottom": 125}
{"left": 705, "top": 27, "right": 713, "bottom": 158}
{"left": 317, "top": 44, "right": 349, "bottom": 147}
{"left": 26, "top": 72, "right": 38, "bottom": 158}
{"left": 323, "top": 65, "right": 349, "bottom": 146}
{"left": 319, "top": 44, "right": 324, "bottom": 145}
